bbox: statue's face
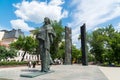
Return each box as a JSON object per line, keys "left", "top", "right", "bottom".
{"left": 44, "top": 17, "right": 49, "bottom": 24}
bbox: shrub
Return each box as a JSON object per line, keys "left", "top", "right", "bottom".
{"left": 0, "top": 61, "right": 28, "bottom": 66}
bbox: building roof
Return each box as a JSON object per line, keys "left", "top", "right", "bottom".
{"left": 2, "top": 29, "right": 24, "bottom": 39}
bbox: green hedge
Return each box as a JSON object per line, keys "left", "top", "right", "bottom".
{"left": 0, "top": 61, "right": 28, "bottom": 66}
{"left": 101, "top": 62, "right": 120, "bottom": 67}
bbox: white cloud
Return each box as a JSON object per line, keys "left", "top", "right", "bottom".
{"left": 49, "top": 0, "right": 64, "bottom": 6}
{"left": 69, "top": 0, "right": 120, "bottom": 48}
{"left": 10, "top": 19, "right": 34, "bottom": 31}
{"left": 13, "top": 0, "right": 68, "bottom": 23}
{"left": 119, "top": 23, "right": 120, "bottom": 27}
{"left": 70, "top": 0, "right": 120, "bottom": 29}
{"left": 10, "top": 0, "right": 68, "bottom": 32}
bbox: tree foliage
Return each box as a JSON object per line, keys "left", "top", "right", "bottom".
{"left": 72, "top": 45, "right": 81, "bottom": 63}
{"left": 50, "top": 20, "right": 64, "bottom": 59}
{"left": 53, "top": 41, "right": 82, "bottom": 63}
{"left": 10, "top": 36, "right": 38, "bottom": 61}
{"left": 89, "top": 25, "right": 120, "bottom": 64}
{"left": 0, "top": 46, "right": 17, "bottom": 60}
{"left": 55, "top": 41, "right": 65, "bottom": 59}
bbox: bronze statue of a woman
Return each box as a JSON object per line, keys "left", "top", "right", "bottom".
{"left": 37, "top": 17, "right": 56, "bottom": 72}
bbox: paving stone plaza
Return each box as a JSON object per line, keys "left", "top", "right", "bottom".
{"left": 0, "top": 64, "right": 111, "bottom": 80}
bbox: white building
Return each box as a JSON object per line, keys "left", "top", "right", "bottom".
{"left": 11, "top": 50, "right": 39, "bottom": 62}
{"left": 0, "top": 31, "right": 5, "bottom": 41}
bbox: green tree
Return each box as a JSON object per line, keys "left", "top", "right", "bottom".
{"left": 6, "top": 48, "right": 17, "bottom": 59}
{"left": 0, "top": 46, "right": 17, "bottom": 60}
{"left": 98, "top": 25, "right": 120, "bottom": 64}
{"left": 89, "top": 28, "right": 106, "bottom": 63}
{"left": 29, "top": 27, "right": 40, "bottom": 61}
{"left": 0, "top": 46, "right": 7, "bottom": 60}
{"left": 101, "top": 25, "right": 115, "bottom": 64}
{"left": 55, "top": 41, "right": 65, "bottom": 59}
{"left": 72, "top": 45, "right": 81, "bottom": 63}
{"left": 53, "top": 41, "right": 82, "bottom": 64}
{"left": 108, "top": 32, "right": 120, "bottom": 64}
{"left": 10, "top": 36, "right": 38, "bottom": 61}
{"left": 89, "top": 25, "right": 120, "bottom": 64}
{"left": 50, "top": 20, "right": 64, "bottom": 59}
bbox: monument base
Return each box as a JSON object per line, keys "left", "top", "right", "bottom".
{"left": 20, "top": 70, "right": 54, "bottom": 78}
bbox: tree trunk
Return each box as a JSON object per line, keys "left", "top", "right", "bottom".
{"left": 21, "top": 51, "right": 27, "bottom": 61}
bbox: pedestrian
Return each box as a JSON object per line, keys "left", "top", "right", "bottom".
{"left": 32, "top": 61, "right": 36, "bottom": 68}
{"left": 28, "top": 61, "right": 32, "bottom": 68}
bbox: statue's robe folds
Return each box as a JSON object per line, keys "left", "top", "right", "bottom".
{"left": 37, "top": 24, "right": 56, "bottom": 72}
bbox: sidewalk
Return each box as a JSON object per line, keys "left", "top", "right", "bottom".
{"left": 99, "top": 66, "right": 120, "bottom": 80}
{"left": 0, "top": 65, "right": 109, "bottom": 80}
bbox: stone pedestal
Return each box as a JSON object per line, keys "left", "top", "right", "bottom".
{"left": 80, "top": 24, "right": 88, "bottom": 65}
{"left": 20, "top": 70, "right": 54, "bottom": 78}
{"left": 64, "top": 26, "right": 72, "bottom": 65}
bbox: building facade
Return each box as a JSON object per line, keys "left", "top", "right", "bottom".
{"left": 0, "top": 29, "right": 39, "bottom": 62}
{"left": 0, "top": 29, "right": 24, "bottom": 47}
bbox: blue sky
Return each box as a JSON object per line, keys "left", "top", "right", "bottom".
{"left": 0, "top": 0, "right": 120, "bottom": 48}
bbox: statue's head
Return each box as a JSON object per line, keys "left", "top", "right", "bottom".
{"left": 44, "top": 17, "right": 51, "bottom": 25}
